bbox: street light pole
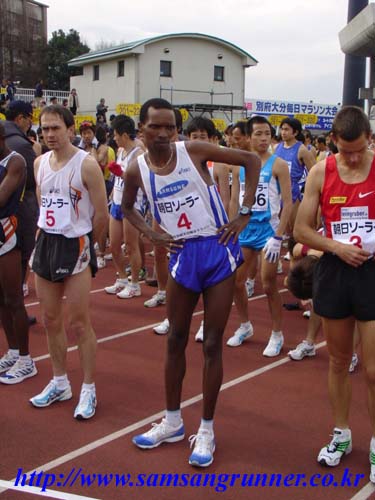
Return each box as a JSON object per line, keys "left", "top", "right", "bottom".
{"left": 342, "top": 0, "right": 368, "bottom": 107}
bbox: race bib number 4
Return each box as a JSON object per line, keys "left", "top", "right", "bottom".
{"left": 40, "top": 195, "right": 70, "bottom": 233}
{"left": 156, "top": 193, "right": 211, "bottom": 238}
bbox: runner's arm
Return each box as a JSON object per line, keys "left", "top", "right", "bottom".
{"left": 294, "top": 162, "right": 371, "bottom": 266}
{"left": 298, "top": 144, "right": 316, "bottom": 171}
{"left": 0, "top": 155, "right": 26, "bottom": 207}
{"left": 273, "top": 157, "right": 292, "bottom": 238}
{"left": 213, "top": 162, "right": 230, "bottom": 213}
{"left": 81, "top": 155, "right": 108, "bottom": 243}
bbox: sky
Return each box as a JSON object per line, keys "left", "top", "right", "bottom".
{"left": 43, "top": 0, "right": 361, "bottom": 105}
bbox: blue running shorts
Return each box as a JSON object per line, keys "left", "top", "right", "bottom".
{"left": 169, "top": 234, "right": 243, "bottom": 293}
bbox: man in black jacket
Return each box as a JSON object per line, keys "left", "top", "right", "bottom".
{"left": 3, "top": 101, "right": 39, "bottom": 317}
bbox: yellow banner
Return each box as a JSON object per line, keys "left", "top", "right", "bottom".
{"left": 32, "top": 108, "right": 41, "bottom": 125}
{"left": 116, "top": 103, "right": 141, "bottom": 117}
{"left": 294, "top": 113, "right": 318, "bottom": 125}
{"left": 74, "top": 115, "right": 96, "bottom": 129}
{"left": 268, "top": 115, "right": 288, "bottom": 127}
{"left": 212, "top": 118, "right": 227, "bottom": 132}
{"left": 179, "top": 108, "right": 189, "bottom": 123}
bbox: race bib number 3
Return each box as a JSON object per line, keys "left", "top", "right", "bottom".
{"left": 331, "top": 219, "right": 375, "bottom": 253}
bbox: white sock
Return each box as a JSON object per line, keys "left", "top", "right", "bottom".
{"left": 199, "top": 419, "right": 214, "bottom": 434}
{"left": 241, "top": 321, "right": 251, "bottom": 328}
{"left": 271, "top": 330, "right": 283, "bottom": 337}
{"left": 19, "top": 354, "right": 32, "bottom": 363}
{"left": 158, "top": 290, "right": 166, "bottom": 296}
{"left": 81, "top": 382, "right": 95, "bottom": 393}
{"left": 53, "top": 374, "right": 70, "bottom": 390}
{"left": 371, "top": 436, "right": 375, "bottom": 451}
{"left": 8, "top": 349, "right": 19, "bottom": 358}
{"left": 165, "top": 409, "right": 182, "bottom": 427}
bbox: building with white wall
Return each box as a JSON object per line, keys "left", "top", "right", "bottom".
{"left": 68, "top": 33, "right": 257, "bottom": 124}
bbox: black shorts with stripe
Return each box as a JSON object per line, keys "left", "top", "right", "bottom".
{"left": 31, "top": 230, "right": 97, "bottom": 282}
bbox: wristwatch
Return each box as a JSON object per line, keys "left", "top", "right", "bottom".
{"left": 239, "top": 205, "right": 252, "bottom": 216}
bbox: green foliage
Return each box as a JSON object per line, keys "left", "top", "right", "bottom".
{"left": 47, "top": 29, "right": 90, "bottom": 90}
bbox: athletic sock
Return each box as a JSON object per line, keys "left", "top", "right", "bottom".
{"left": 53, "top": 374, "right": 70, "bottom": 390}
{"left": 18, "top": 354, "right": 32, "bottom": 363}
{"left": 8, "top": 349, "right": 19, "bottom": 358}
{"left": 271, "top": 330, "right": 283, "bottom": 337}
{"left": 240, "top": 321, "right": 251, "bottom": 329}
{"left": 165, "top": 409, "right": 182, "bottom": 428}
{"left": 81, "top": 382, "right": 95, "bottom": 393}
{"left": 199, "top": 418, "right": 214, "bottom": 434}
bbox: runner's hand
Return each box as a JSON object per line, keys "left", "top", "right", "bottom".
{"left": 218, "top": 215, "right": 250, "bottom": 245}
{"left": 263, "top": 236, "right": 282, "bottom": 263}
{"left": 149, "top": 231, "right": 183, "bottom": 253}
{"left": 335, "top": 242, "right": 371, "bottom": 267}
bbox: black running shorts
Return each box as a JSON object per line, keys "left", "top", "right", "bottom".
{"left": 313, "top": 252, "right": 375, "bottom": 321}
{"left": 31, "top": 230, "right": 97, "bottom": 282}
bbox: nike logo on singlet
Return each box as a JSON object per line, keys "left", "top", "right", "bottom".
{"left": 358, "top": 191, "right": 375, "bottom": 199}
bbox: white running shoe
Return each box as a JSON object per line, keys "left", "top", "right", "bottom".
{"left": 0, "top": 358, "right": 37, "bottom": 384}
{"left": 153, "top": 318, "right": 169, "bottom": 335}
{"left": 288, "top": 340, "right": 316, "bottom": 361}
{"left": 105, "top": 278, "right": 128, "bottom": 295}
{"left": 117, "top": 284, "right": 141, "bottom": 299}
{"left": 317, "top": 428, "right": 352, "bottom": 466}
{"left": 349, "top": 353, "right": 359, "bottom": 373}
{"left": 195, "top": 321, "right": 204, "bottom": 342}
{"left": 283, "top": 251, "right": 291, "bottom": 261}
{"left": 23, "top": 284, "right": 29, "bottom": 297}
{"left": 246, "top": 279, "right": 255, "bottom": 298}
{"left": 74, "top": 389, "right": 97, "bottom": 420}
{"left": 303, "top": 310, "right": 311, "bottom": 319}
{"left": 104, "top": 253, "right": 113, "bottom": 261}
{"left": 30, "top": 380, "right": 72, "bottom": 407}
{"left": 133, "top": 418, "right": 185, "bottom": 449}
{"left": 189, "top": 430, "right": 215, "bottom": 467}
{"left": 263, "top": 332, "right": 284, "bottom": 357}
{"left": 370, "top": 437, "right": 375, "bottom": 483}
{"left": 97, "top": 256, "right": 106, "bottom": 269}
{"left": 227, "top": 322, "right": 254, "bottom": 347}
{"left": 0, "top": 351, "right": 18, "bottom": 374}
{"left": 144, "top": 291, "right": 166, "bottom": 308}
{"left": 277, "top": 260, "right": 283, "bottom": 274}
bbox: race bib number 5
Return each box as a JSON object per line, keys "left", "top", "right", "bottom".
{"left": 40, "top": 195, "right": 70, "bottom": 232}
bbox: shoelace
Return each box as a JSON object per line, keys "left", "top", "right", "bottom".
{"left": 6, "top": 359, "right": 33, "bottom": 376}
{"left": 327, "top": 433, "right": 347, "bottom": 453}
{"left": 144, "top": 420, "right": 170, "bottom": 439}
{"left": 0, "top": 353, "right": 17, "bottom": 367}
{"left": 189, "top": 431, "right": 214, "bottom": 454}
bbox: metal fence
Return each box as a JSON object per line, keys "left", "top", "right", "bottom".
{"left": 12, "top": 88, "right": 70, "bottom": 103}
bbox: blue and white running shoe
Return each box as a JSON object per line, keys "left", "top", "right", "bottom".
{"left": 30, "top": 380, "right": 72, "bottom": 407}
{"left": 133, "top": 418, "right": 185, "bottom": 449}
{"left": 189, "top": 430, "right": 215, "bottom": 467}
{"left": 74, "top": 389, "right": 97, "bottom": 420}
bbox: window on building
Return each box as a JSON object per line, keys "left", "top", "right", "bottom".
{"left": 93, "top": 65, "right": 99, "bottom": 81}
{"left": 117, "top": 60, "right": 125, "bottom": 77}
{"left": 160, "top": 60, "right": 172, "bottom": 77}
{"left": 214, "top": 65, "right": 225, "bottom": 82}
